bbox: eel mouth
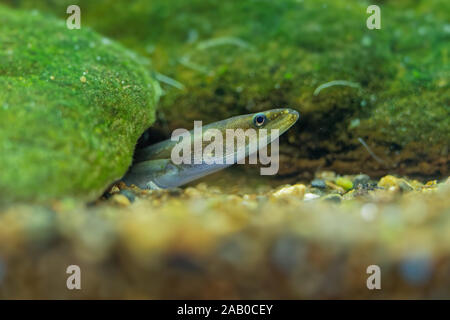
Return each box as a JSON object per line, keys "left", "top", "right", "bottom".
{"left": 262, "top": 108, "right": 300, "bottom": 135}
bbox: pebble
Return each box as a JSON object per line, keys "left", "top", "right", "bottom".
{"left": 325, "top": 181, "right": 345, "bottom": 194}
{"left": 378, "top": 175, "right": 413, "bottom": 192}
{"left": 335, "top": 177, "right": 353, "bottom": 191}
{"left": 311, "top": 179, "right": 326, "bottom": 189}
{"left": 353, "top": 174, "right": 370, "bottom": 187}
{"left": 109, "top": 185, "right": 120, "bottom": 193}
{"left": 398, "top": 180, "right": 413, "bottom": 192}
{"left": 272, "top": 184, "right": 306, "bottom": 199}
{"left": 111, "top": 194, "right": 131, "bottom": 206}
{"left": 322, "top": 194, "right": 342, "bottom": 203}
{"left": 304, "top": 193, "right": 320, "bottom": 201}
{"left": 119, "top": 189, "right": 136, "bottom": 203}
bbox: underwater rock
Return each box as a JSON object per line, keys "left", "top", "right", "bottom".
{"left": 311, "top": 179, "right": 327, "bottom": 189}
{"left": 0, "top": 6, "right": 159, "bottom": 204}
{"left": 378, "top": 175, "right": 414, "bottom": 193}
{"left": 353, "top": 174, "right": 371, "bottom": 187}
{"left": 119, "top": 189, "right": 136, "bottom": 203}
{"left": 110, "top": 194, "right": 131, "bottom": 207}
{"left": 335, "top": 177, "right": 354, "bottom": 191}
{"left": 271, "top": 184, "right": 306, "bottom": 199}
{"left": 325, "top": 181, "right": 345, "bottom": 194}
{"left": 322, "top": 194, "right": 342, "bottom": 203}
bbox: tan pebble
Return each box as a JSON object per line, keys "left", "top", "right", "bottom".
{"left": 80, "top": 76, "right": 87, "bottom": 83}
{"left": 117, "top": 181, "right": 127, "bottom": 190}
{"left": 109, "top": 185, "right": 120, "bottom": 193}
{"left": 304, "top": 193, "right": 320, "bottom": 201}
{"left": 272, "top": 184, "right": 306, "bottom": 199}
{"left": 378, "top": 175, "right": 412, "bottom": 192}
{"left": 425, "top": 180, "right": 437, "bottom": 187}
{"left": 378, "top": 175, "right": 399, "bottom": 189}
{"left": 325, "top": 181, "right": 345, "bottom": 194}
{"left": 111, "top": 194, "right": 131, "bottom": 206}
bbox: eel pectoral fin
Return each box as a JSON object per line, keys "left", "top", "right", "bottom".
{"left": 122, "top": 159, "right": 174, "bottom": 189}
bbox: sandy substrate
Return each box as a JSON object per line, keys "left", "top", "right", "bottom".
{"left": 0, "top": 173, "right": 449, "bottom": 299}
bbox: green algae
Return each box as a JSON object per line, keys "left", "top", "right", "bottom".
{"left": 0, "top": 5, "right": 160, "bottom": 203}
{"left": 8, "top": 0, "right": 447, "bottom": 176}
{"left": 335, "top": 177, "right": 354, "bottom": 191}
{"left": 1, "top": 0, "right": 449, "bottom": 182}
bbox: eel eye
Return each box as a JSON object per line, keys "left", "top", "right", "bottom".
{"left": 253, "top": 113, "right": 267, "bottom": 127}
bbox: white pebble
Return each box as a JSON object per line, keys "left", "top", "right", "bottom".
{"left": 304, "top": 193, "right": 320, "bottom": 201}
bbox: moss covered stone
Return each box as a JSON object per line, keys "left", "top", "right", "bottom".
{"left": 0, "top": 5, "right": 160, "bottom": 203}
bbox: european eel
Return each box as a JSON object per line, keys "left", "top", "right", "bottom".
{"left": 123, "top": 108, "right": 299, "bottom": 189}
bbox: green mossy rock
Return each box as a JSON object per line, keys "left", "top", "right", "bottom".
{"left": 0, "top": 6, "right": 160, "bottom": 204}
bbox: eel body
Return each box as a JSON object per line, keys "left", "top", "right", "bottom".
{"left": 123, "top": 108, "right": 299, "bottom": 189}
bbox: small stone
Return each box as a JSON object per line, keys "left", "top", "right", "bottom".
{"left": 353, "top": 174, "right": 370, "bottom": 187}
{"left": 109, "top": 185, "right": 120, "bottom": 193}
{"left": 424, "top": 180, "right": 437, "bottom": 188}
{"left": 322, "top": 194, "right": 342, "bottom": 203}
{"left": 378, "top": 175, "right": 399, "bottom": 189}
{"left": 398, "top": 180, "right": 413, "bottom": 192}
{"left": 111, "top": 194, "right": 131, "bottom": 206}
{"left": 117, "top": 181, "right": 127, "bottom": 190}
{"left": 304, "top": 193, "right": 320, "bottom": 201}
{"left": 335, "top": 177, "right": 353, "bottom": 191}
{"left": 342, "top": 189, "right": 357, "bottom": 200}
{"left": 119, "top": 189, "right": 136, "bottom": 203}
{"left": 325, "top": 181, "right": 345, "bottom": 194}
{"left": 272, "top": 184, "right": 306, "bottom": 199}
{"left": 378, "top": 175, "right": 413, "bottom": 192}
{"left": 311, "top": 179, "right": 326, "bottom": 189}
